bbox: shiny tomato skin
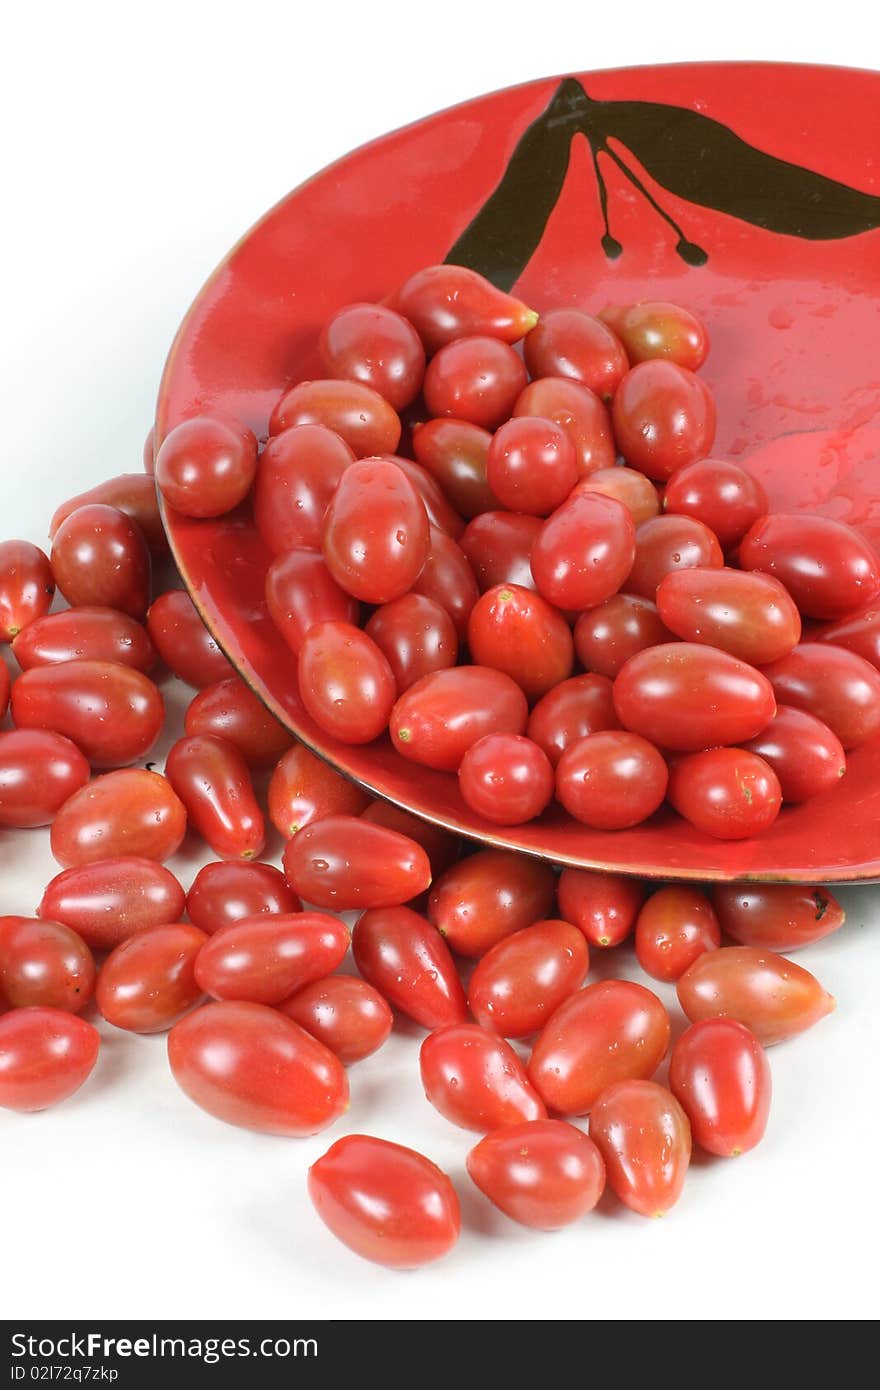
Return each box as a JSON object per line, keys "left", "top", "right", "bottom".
{"left": 385, "top": 455, "right": 465, "bottom": 540}
{"left": 351, "top": 906, "right": 467, "bottom": 1029}
{"left": 308, "top": 1134, "right": 460, "bottom": 1269}
{"left": 710, "top": 884, "right": 845, "bottom": 951}
{"left": 428, "top": 850, "right": 556, "bottom": 958}
{"left": 0, "top": 730, "right": 90, "bottom": 828}
{"left": 669, "top": 1019, "right": 770, "bottom": 1157}
{"left": 268, "top": 744, "right": 370, "bottom": 838}
{"left": 145, "top": 590, "right": 234, "bottom": 687}
{"left": 468, "top": 918, "right": 589, "bottom": 1038}
{"left": 423, "top": 336, "right": 527, "bottom": 429}
{"left": 298, "top": 621, "right": 396, "bottom": 745}
{"left": 528, "top": 980, "right": 670, "bottom": 1115}
{"left": 760, "top": 643, "right": 880, "bottom": 749}
{"left": 50, "top": 770, "right": 187, "bottom": 867}
{"left": 393, "top": 262, "right": 536, "bottom": 351}
{"left": 283, "top": 815, "right": 431, "bottom": 910}
{"left": 420, "top": 1023, "right": 546, "bottom": 1131}
{"left": 167, "top": 1000, "right": 348, "bottom": 1136}
{"left": 613, "top": 643, "right": 776, "bottom": 752}
{"left": 557, "top": 867, "right": 645, "bottom": 948}
{"left": 319, "top": 302, "right": 425, "bottom": 410}
{"left": 13, "top": 606, "right": 156, "bottom": 673}
{"left": 677, "top": 945, "right": 835, "bottom": 1045}
{"left": 612, "top": 361, "right": 716, "bottom": 481}
{"left": 11, "top": 660, "right": 164, "bottom": 768}
{"left": 468, "top": 584, "right": 574, "bottom": 702}
{"left": 668, "top": 748, "right": 782, "bottom": 839}
{"left": 573, "top": 594, "right": 673, "bottom": 679}
{"left": 165, "top": 734, "right": 265, "bottom": 861}
{"left": 634, "top": 886, "right": 721, "bottom": 983}
{"left": 390, "top": 665, "right": 528, "bottom": 771}
{"left": 269, "top": 379, "right": 401, "bottom": 458}
{"left": 156, "top": 415, "right": 258, "bottom": 517}
{"left": 186, "top": 861, "right": 300, "bottom": 935}
{"left": 0, "top": 540, "right": 55, "bottom": 641}
{"left": 459, "top": 511, "right": 542, "bottom": 593}
{"left": 359, "top": 801, "right": 459, "bottom": 879}
{"left": 194, "top": 912, "right": 349, "bottom": 1005}
{"left": 184, "top": 676, "right": 294, "bottom": 768}
{"left": 524, "top": 308, "right": 629, "bottom": 399}
{"left": 814, "top": 605, "right": 880, "bottom": 670}
{"left": 485, "top": 416, "right": 579, "bottom": 516}
{"left": 657, "top": 567, "right": 801, "bottom": 665}
{"left": 739, "top": 514, "right": 880, "bottom": 619}
{"left": 49, "top": 472, "right": 167, "bottom": 556}
{"left": 279, "top": 976, "right": 393, "bottom": 1064}
{"left": 96, "top": 924, "right": 207, "bottom": 1033}
{"left": 459, "top": 734, "right": 554, "bottom": 825}
{"left": 573, "top": 466, "right": 660, "bottom": 525}
{"left": 253, "top": 423, "right": 354, "bottom": 554}
{"left": 265, "top": 548, "right": 358, "bottom": 657}
{"left": 662, "top": 458, "right": 767, "bottom": 549}
{"left": 0, "top": 916, "right": 95, "bottom": 1014}
{"left": 411, "top": 527, "right": 480, "bottom": 638}
{"left": 600, "top": 301, "right": 709, "bottom": 371}
{"left": 50, "top": 504, "right": 151, "bottom": 617}
{"left": 0, "top": 1008, "right": 100, "bottom": 1112}
{"left": 467, "top": 1119, "right": 606, "bottom": 1229}
{"left": 532, "top": 492, "right": 636, "bottom": 611}
{"left": 365, "top": 593, "right": 458, "bottom": 694}
{"left": 590, "top": 1080, "right": 691, "bottom": 1216}
{"left": 527, "top": 674, "right": 620, "bottom": 767}
{"left": 40, "top": 857, "right": 187, "bottom": 949}
{"left": 556, "top": 731, "right": 668, "bottom": 830}
{"left": 412, "top": 418, "right": 496, "bottom": 519}
{"left": 513, "top": 377, "right": 616, "bottom": 477}
{"left": 0, "top": 662, "right": 8, "bottom": 719}
{"left": 627, "top": 515, "right": 724, "bottom": 599}
{"left": 322, "top": 457, "right": 430, "bottom": 604}
{"left": 742, "top": 705, "right": 846, "bottom": 803}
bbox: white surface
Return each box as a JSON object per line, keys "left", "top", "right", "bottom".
{"left": 2, "top": 0, "right": 879, "bottom": 1323}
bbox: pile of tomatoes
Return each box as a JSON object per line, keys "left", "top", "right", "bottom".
{"left": 0, "top": 261, "right": 870, "bottom": 1269}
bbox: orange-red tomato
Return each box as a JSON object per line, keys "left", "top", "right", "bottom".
{"left": 526, "top": 674, "right": 620, "bottom": 767}
{"left": 423, "top": 336, "right": 527, "bottom": 429}
{"left": 0, "top": 1008, "right": 100, "bottom": 1112}
{"left": 613, "top": 643, "right": 776, "bottom": 752}
{"left": 710, "top": 884, "right": 845, "bottom": 952}
{"left": 669, "top": 1019, "right": 771, "bottom": 1157}
{"left": 168, "top": 1000, "right": 348, "bottom": 1136}
{"left": 146, "top": 590, "right": 234, "bottom": 687}
{"left": 392, "top": 263, "right": 536, "bottom": 351}
{"left": 677, "top": 945, "right": 836, "bottom": 1045}
{"left": 352, "top": 905, "right": 467, "bottom": 1030}
{"left": 420, "top": 1023, "right": 546, "bottom": 1131}
{"left": 268, "top": 744, "right": 370, "bottom": 838}
{"left": 467, "top": 919, "right": 589, "bottom": 1038}
{"left": 601, "top": 301, "right": 708, "bottom": 370}
{"left": 390, "top": 666, "right": 528, "bottom": 772}
{"left": 308, "top": 1134, "right": 461, "bottom": 1268}
{"left": 656, "top": 567, "right": 801, "bottom": 665}
{"left": 486, "top": 416, "right": 578, "bottom": 516}
{"left": 428, "top": 850, "right": 556, "bottom": 958}
{"left": 668, "top": 748, "right": 783, "bottom": 840}
{"left": 322, "top": 457, "right": 430, "bottom": 604}
{"left": 283, "top": 815, "right": 431, "bottom": 910}
{"left": 40, "top": 858, "right": 187, "bottom": 948}
{"left": 467, "top": 1119, "right": 606, "bottom": 1230}
{"left": 524, "top": 308, "right": 629, "bottom": 399}
{"left": 634, "top": 886, "right": 721, "bottom": 983}
{"left": 253, "top": 423, "right": 354, "bottom": 555}
{"left": 184, "top": 676, "right": 294, "bottom": 768}
{"left": 194, "top": 912, "right": 349, "bottom": 1005}
{"left": 0, "top": 916, "right": 95, "bottom": 1014}
{"left": 165, "top": 734, "right": 265, "bottom": 860}
{"left": 761, "top": 643, "right": 880, "bottom": 749}
{"left": 365, "top": 593, "right": 459, "bottom": 694}
{"left": 0, "top": 540, "right": 55, "bottom": 641}
{"left": 467, "top": 584, "right": 574, "bottom": 702}
{"left": 662, "top": 457, "right": 767, "bottom": 549}
{"left": 573, "top": 467, "right": 661, "bottom": 525}
{"left": 528, "top": 980, "right": 670, "bottom": 1115}
{"left": 0, "top": 729, "right": 90, "bottom": 828}
{"left": 186, "top": 861, "right": 300, "bottom": 935}
{"left": 265, "top": 549, "right": 359, "bottom": 658}
{"left": 13, "top": 607, "right": 156, "bottom": 673}
{"left": 96, "top": 924, "right": 207, "bottom": 1033}
{"left": 156, "top": 416, "right": 258, "bottom": 518}
{"left": 458, "top": 734, "right": 554, "bottom": 826}
{"left": 741, "top": 706, "right": 847, "bottom": 803}
{"left": 411, "top": 526, "right": 480, "bottom": 637}
{"left": 49, "top": 473, "right": 168, "bottom": 555}
{"left": 50, "top": 770, "right": 187, "bottom": 867}
{"left": 460, "top": 511, "right": 542, "bottom": 592}
{"left": 279, "top": 976, "right": 393, "bottom": 1064}
{"left": 612, "top": 360, "right": 716, "bottom": 481}
{"left": 298, "top": 621, "right": 396, "bottom": 745}
{"left": 573, "top": 594, "right": 673, "bottom": 679}
{"left": 269, "top": 379, "right": 401, "bottom": 458}
{"left": 555, "top": 730, "right": 668, "bottom": 830}
{"left": 739, "top": 513, "right": 880, "bottom": 620}
{"left": 359, "top": 801, "right": 459, "bottom": 879}
{"left": 50, "top": 504, "right": 151, "bottom": 617}
{"left": 557, "top": 868, "right": 645, "bottom": 948}
{"left": 627, "top": 515, "right": 724, "bottom": 598}
{"left": 531, "top": 493, "right": 636, "bottom": 611}
{"left": 590, "top": 1080, "right": 691, "bottom": 1216}
{"left": 319, "top": 302, "right": 425, "bottom": 409}
{"left": 514, "top": 377, "right": 616, "bottom": 476}
{"left": 12, "top": 660, "right": 165, "bottom": 767}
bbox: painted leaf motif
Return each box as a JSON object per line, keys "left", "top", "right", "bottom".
{"left": 446, "top": 77, "right": 880, "bottom": 286}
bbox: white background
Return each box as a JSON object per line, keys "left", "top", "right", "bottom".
{"left": 3, "top": 0, "right": 879, "bottom": 1323}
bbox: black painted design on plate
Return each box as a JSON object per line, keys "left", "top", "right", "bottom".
{"left": 446, "top": 77, "right": 880, "bottom": 287}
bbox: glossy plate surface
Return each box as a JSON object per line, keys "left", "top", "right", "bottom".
{"left": 158, "top": 62, "right": 880, "bottom": 882}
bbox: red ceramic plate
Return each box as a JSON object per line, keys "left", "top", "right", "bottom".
{"left": 157, "top": 62, "right": 880, "bottom": 883}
